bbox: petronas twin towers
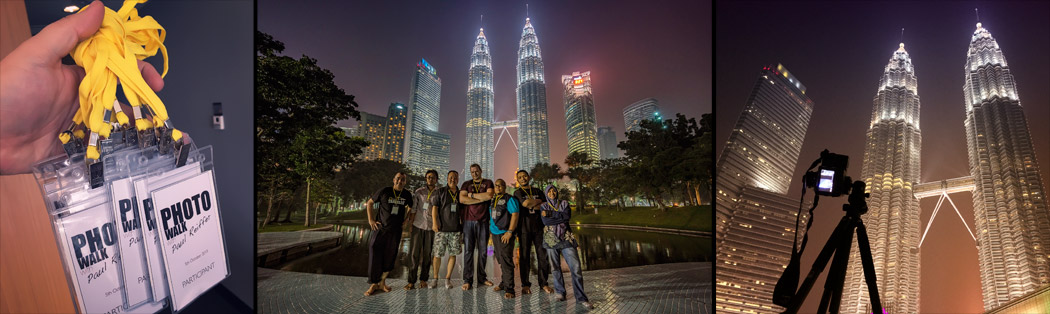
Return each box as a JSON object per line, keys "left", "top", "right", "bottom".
{"left": 840, "top": 22, "right": 1049, "bottom": 313}
{"left": 465, "top": 17, "right": 551, "bottom": 174}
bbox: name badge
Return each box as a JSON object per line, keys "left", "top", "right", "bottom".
{"left": 392, "top": 205, "right": 400, "bottom": 215}
{"left": 451, "top": 204, "right": 457, "bottom": 213}
{"left": 423, "top": 202, "right": 430, "bottom": 211}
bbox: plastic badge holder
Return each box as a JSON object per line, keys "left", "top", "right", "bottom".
{"left": 132, "top": 145, "right": 211, "bottom": 310}
{"left": 147, "top": 146, "right": 229, "bottom": 312}
{"left": 103, "top": 146, "right": 174, "bottom": 310}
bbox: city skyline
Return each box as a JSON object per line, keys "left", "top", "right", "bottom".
{"left": 258, "top": 0, "right": 710, "bottom": 181}
{"left": 716, "top": 2, "right": 1050, "bottom": 313}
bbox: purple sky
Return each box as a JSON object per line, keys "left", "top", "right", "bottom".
{"left": 258, "top": 0, "right": 711, "bottom": 181}
{"left": 716, "top": 1, "right": 1050, "bottom": 313}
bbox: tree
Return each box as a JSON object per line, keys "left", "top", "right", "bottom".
{"left": 529, "top": 162, "right": 563, "bottom": 188}
{"left": 564, "top": 151, "right": 596, "bottom": 213}
{"left": 335, "top": 159, "right": 412, "bottom": 206}
{"left": 618, "top": 113, "right": 704, "bottom": 210}
{"left": 256, "top": 31, "right": 367, "bottom": 228}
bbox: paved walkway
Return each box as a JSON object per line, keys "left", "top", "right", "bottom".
{"left": 258, "top": 262, "right": 711, "bottom": 313}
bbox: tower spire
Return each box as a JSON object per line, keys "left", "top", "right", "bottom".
{"left": 900, "top": 28, "right": 904, "bottom": 44}
{"left": 526, "top": 3, "right": 529, "bottom": 19}
{"left": 975, "top": 8, "right": 982, "bottom": 29}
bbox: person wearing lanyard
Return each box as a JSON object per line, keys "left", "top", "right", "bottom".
{"left": 404, "top": 169, "right": 439, "bottom": 290}
{"left": 489, "top": 179, "right": 520, "bottom": 298}
{"left": 431, "top": 170, "right": 464, "bottom": 289}
{"left": 513, "top": 169, "right": 554, "bottom": 294}
{"left": 541, "top": 185, "right": 594, "bottom": 309}
{"left": 364, "top": 172, "right": 413, "bottom": 296}
{"left": 458, "top": 163, "right": 495, "bottom": 290}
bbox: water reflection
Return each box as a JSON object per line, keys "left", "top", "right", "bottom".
{"left": 275, "top": 224, "right": 712, "bottom": 278}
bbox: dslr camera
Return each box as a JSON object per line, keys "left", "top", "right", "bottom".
{"left": 803, "top": 150, "right": 852, "bottom": 197}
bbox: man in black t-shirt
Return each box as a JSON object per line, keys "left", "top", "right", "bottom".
{"left": 513, "top": 169, "right": 553, "bottom": 294}
{"left": 431, "top": 170, "right": 464, "bottom": 289}
{"left": 363, "top": 171, "right": 413, "bottom": 296}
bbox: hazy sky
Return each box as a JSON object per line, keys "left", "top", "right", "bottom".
{"left": 716, "top": 1, "right": 1049, "bottom": 313}
{"left": 258, "top": 0, "right": 711, "bottom": 181}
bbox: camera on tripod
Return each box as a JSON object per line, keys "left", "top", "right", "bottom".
{"left": 773, "top": 149, "right": 882, "bottom": 314}
{"left": 804, "top": 150, "right": 852, "bottom": 197}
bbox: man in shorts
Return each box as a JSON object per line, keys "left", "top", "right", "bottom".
{"left": 431, "top": 170, "right": 464, "bottom": 289}
{"left": 364, "top": 171, "right": 413, "bottom": 296}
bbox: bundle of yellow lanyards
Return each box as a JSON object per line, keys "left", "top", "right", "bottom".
{"left": 60, "top": 0, "right": 181, "bottom": 160}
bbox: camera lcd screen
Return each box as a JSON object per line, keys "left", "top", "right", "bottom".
{"left": 818, "top": 169, "right": 835, "bottom": 192}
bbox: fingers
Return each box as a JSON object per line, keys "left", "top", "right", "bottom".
{"left": 18, "top": 1, "right": 104, "bottom": 66}
{"left": 138, "top": 60, "right": 164, "bottom": 91}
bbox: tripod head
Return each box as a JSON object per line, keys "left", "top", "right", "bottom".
{"left": 842, "top": 180, "right": 870, "bottom": 217}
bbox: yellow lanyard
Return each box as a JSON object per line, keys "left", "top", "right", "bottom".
{"left": 425, "top": 186, "right": 434, "bottom": 203}
{"left": 448, "top": 187, "right": 457, "bottom": 201}
{"left": 493, "top": 194, "right": 503, "bottom": 206}
{"left": 393, "top": 188, "right": 402, "bottom": 202}
{"left": 472, "top": 180, "right": 483, "bottom": 193}
{"left": 523, "top": 185, "right": 533, "bottom": 199}
{"left": 66, "top": 0, "right": 178, "bottom": 159}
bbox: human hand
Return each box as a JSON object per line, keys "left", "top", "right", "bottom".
{"left": 541, "top": 210, "right": 548, "bottom": 217}
{"left": 432, "top": 223, "right": 439, "bottom": 233}
{"left": 0, "top": 1, "right": 165, "bottom": 174}
{"left": 369, "top": 220, "right": 382, "bottom": 230}
{"left": 501, "top": 233, "right": 512, "bottom": 244}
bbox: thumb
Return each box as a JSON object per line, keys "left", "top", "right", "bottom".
{"left": 18, "top": 1, "right": 104, "bottom": 66}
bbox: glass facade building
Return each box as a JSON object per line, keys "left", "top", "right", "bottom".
{"left": 356, "top": 112, "right": 389, "bottom": 161}
{"left": 465, "top": 28, "right": 495, "bottom": 173}
{"left": 715, "top": 64, "right": 814, "bottom": 314}
{"left": 384, "top": 102, "right": 407, "bottom": 163}
{"left": 841, "top": 43, "right": 923, "bottom": 314}
{"left": 963, "top": 23, "right": 1050, "bottom": 311}
{"left": 516, "top": 17, "right": 551, "bottom": 172}
{"left": 562, "top": 71, "right": 600, "bottom": 161}
{"left": 623, "top": 97, "right": 661, "bottom": 134}
{"left": 597, "top": 126, "right": 618, "bottom": 160}
{"left": 405, "top": 58, "right": 444, "bottom": 175}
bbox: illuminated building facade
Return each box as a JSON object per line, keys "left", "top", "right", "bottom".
{"left": 384, "top": 102, "right": 408, "bottom": 163}
{"left": 405, "top": 58, "right": 444, "bottom": 175}
{"left": 963, "top": 22, "right": 1050, "bottom": 311}
{"left": 597, "top": 126, "right": 619, "bottom": 160}
{"left": 516, "top": 17, "right": 551, "bottom": 171}
{"left": 562, "top": 71, "right": 601, "bottom": 161}
{"left": 841, "top": 43, "right": 922, "bottom": 314}
{"left": 623, "top": 97, "right": 661, "bottom": 133}
{"left": 466, "top": 28, "right": 495, "bottom": 173}
{"left": 715, "top": 64, "right": 814, "bottom": 314}
{"left": 355, "top": 112, "right": 389, "bottom": 161}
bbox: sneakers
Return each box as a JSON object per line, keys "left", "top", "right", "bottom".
{"left": 581, "top": 301, "right": 595, "bottom": 309}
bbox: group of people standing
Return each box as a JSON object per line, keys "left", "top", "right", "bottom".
{"left": 361, "top": 164, "right": 594, "bottom": 310}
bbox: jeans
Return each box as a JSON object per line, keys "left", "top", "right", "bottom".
{"left": 462, "top": 220, "right": 489, "bottom": 285}
{"left": 547, "top": 246, "right": 588, "bottom": 302}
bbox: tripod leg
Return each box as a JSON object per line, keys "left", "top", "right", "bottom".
{"left": 827, "top": 220, "right": 856, "bottom": 314}
{"left": 785, "top": 216, "right": 852, "bottom": 313}
{"left": 856, "top": 222, "right": 884, "bottom": 314}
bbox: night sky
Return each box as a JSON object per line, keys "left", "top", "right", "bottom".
{"left": 716, "top": 1, "right": 1050, "bottom": 313}
{"left": 258, "top": 0, "right": 711, "bottom": 181}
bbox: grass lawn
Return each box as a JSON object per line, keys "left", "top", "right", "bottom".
{"left": 571, "top": 205, "right": 711, "bottom": 232}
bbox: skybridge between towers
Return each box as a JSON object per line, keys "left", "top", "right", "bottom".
{"left": 492, "top": 120, "right": 519, "bottom": 153}
{"left": 913, "top": 176, "right": 977, "bottom": 247}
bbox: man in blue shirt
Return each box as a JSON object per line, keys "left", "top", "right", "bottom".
{"left": 489, "top": 178, "right": 520, "bottom": 298}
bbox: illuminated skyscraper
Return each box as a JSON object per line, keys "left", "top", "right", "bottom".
{"left": 715, "top": 64, "right": 813, "bottom": 314}
{"left": 597, "top": 126, "right": 619, "bottom": 160}
{"left": 516, "top": 17, "right": 551, "bottom": 171}
{"left": 841, "top": 42, "right": 922, "bottom": 314}
{"left": 384, "top": 102, "right": 408, "bottom": 163}
{"left": 562, "top": 71, "right": 600, "bottom": 161}
{"left": 963, "top": 22, "right": 1050, "bottom": 311}
{"left": 356, "top": 112, "right": 389, "bottom": 161}
{"left": 623, "top": 98, "right": 661, "bottom": 134}
{"left": 405, "top": 58, "right": 443, "bottom": 175}
{"left": 465, "top": 28, "right": 494, "bottom": 173}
